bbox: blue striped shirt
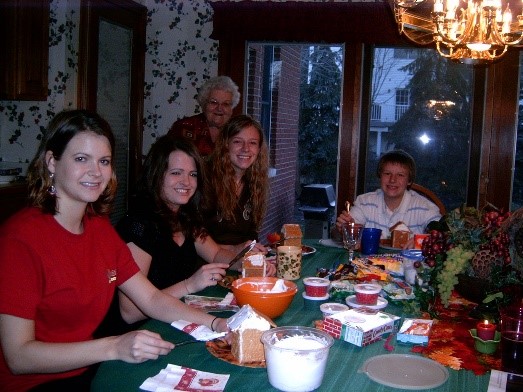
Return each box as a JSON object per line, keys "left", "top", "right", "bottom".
{"left": 350, "top": 189, "right": 442, "bottom": 238}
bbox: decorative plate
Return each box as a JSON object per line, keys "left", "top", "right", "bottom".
{"left": 206, "top": 339, "right": 266, "bottom": 368}
{"left": 302, "top": 245, "right": 317, "bottom": 256}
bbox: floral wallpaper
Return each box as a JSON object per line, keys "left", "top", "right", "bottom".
{"left": 0, "top": 0, "right": 77, "bottom": 168}
{"left": 0, "top": 0, "right": 351, "bottom": 168}
{"left": 141, "top": 0, "right": 218, "bottom": 154}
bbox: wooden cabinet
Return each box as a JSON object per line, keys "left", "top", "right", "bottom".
{"left": 0, "top": 0, "right": 50, "bottom": 100}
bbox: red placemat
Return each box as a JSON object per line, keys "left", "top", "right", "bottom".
{"left": 411, "top": 292, "right": 502, "bottom": 375}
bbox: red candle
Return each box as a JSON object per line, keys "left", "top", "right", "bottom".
{"left": 476, "top": 320, "right": 496, "bottom": 340}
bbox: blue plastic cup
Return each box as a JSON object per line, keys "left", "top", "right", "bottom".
{"left": 360, "top": 228, "right": 382, "bottom": 255}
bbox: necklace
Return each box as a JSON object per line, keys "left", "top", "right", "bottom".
{"left": 217, "top": 200, "right": 252, "bottom": 222}
{"left": 243, "top": 201, "right": 252, "bottom": 221}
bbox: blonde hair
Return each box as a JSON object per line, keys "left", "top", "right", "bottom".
{"left": 206, "top": 115, "right": 268, "bottom": 228}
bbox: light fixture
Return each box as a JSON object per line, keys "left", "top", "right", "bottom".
{"left": 427, "top": 99, "right": 456, "bottom": 119}
{"left": 394, "top": 0, "right": 523, "bottom": 64}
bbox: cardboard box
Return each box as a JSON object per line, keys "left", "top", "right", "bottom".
{"left": 414, "top": 234, "right": 429, "bottom": 249}
{"left": 397, "top": 318, "right": 433, "bottom": 345}
{"left": 322, "top": 309, "right": 400, "bottom": 347}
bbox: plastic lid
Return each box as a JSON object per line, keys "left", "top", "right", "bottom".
{"left": 400, "top": 249, "right": 424, "bottom": 260}
{"left": 320, "top": 303, "right": 349, "bottom": 314}
{"left": 303, "top": 277, "right": 330, "bottom": 286}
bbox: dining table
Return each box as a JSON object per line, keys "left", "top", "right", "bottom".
{"left": 91, "top": 239, "right": 491, "bottom": 391}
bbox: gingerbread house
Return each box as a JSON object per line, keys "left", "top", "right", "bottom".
{"left": 281, "top": 224, "right": 303, "bottom": 247}
{"left": 227, "top": 304, "right": 275, "bottom": 364}
{"left": 389, "top": 221, "right": 412, "bottom": 248}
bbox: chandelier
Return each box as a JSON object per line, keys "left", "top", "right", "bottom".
{"left": 393, "top": 0, "right": 523, "bottom": 64}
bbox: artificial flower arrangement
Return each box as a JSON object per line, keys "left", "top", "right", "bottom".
{"left": 414, "top": 205, "right": 523, "bottom": 308}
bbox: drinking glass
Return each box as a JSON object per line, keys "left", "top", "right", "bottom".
{"left": 342, "top": 223, "right": 362, "bottom": 262}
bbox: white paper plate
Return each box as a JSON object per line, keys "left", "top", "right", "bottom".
{"left": 346, "top": 295, "right": 388, "bottom": 310}
{"left": 359, "top": 354, "right": 449, "bottom": 390}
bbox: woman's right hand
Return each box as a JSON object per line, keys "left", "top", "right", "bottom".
{"left": 113, "top": 329, "right": 174, "bottom": 363}
{"left": 185, "top": 263, "right": 228, "bottom": 293}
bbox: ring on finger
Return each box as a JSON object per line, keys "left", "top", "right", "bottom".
{"left": 210, "top": 273, "right": 216, "bottom": 281}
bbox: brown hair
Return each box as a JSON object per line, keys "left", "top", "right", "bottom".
{"left": 377, "top": 149, "right": 416, "bottom": 184}
{"left": 206, "top": 114, "right": 269, "bottom": 228}
{"left": 136, "top": 135, "right": 207, "bottom": 239}
{"left": 27, "top": 109, "right": 117, "bottom": 216}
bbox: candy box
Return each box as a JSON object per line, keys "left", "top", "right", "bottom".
{"left": 397, "top": 318, "right": 434, "bottom": 345}
{"left": 321, "top": 308, "right": 400, "bottom": 347}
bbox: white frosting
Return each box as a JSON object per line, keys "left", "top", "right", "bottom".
{"left": 270, "top": 279, "right": 287, "bottom": 293}
{"left": 392, "top": 222, "right": 410, "bottom": 232}
{"left": 234, "top": 279, "right": 289, "bottom": 293}
{"left": 265, "top": 335, "right": 330, "bottom": 391}
{"left": 246, "top": 254, "right": 265, "bottom": 266}
{"left": 227, "top": 304, "right": 270, "bottom": 331}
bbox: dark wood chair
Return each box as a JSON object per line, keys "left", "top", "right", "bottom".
{"left": 410, "top": 183, "right": 446, "bottom": 216}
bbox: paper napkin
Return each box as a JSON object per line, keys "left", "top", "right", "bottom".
{"left": 140, "top": 364, "right": 230, "bottom": 392}
{"left": 170, "top": 320, "right": 226, "bottom": 341}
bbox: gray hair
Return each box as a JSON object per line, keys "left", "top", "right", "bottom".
{"left": 197, "top": 76, "right": 240, "bottom": 109}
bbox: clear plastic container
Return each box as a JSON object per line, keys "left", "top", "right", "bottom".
{"left": 261, "top": 326, "right": 334, "bottom": 391}
{"left": 401, "top": 249, "right": 424, "bottom": 285}
{"left": 354, "top": 283, "right": 382, "bottom": 305}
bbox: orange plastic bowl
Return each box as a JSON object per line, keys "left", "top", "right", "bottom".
{"left": 231, "top": 277, "right": 298, "bottom": 318}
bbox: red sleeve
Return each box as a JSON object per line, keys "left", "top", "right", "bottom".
{"left": 0, "top": 238, "right": 43, "bottom": 319}
{"left": 115, "top": 242, "right": 140, "bottom": 285}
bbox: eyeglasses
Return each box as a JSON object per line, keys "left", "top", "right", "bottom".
{"left": 207, "top": 99, "right": 232, "bottom": 110}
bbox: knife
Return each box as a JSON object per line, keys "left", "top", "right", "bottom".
{"left": 228, "top": 240, "right": 256, "bottom": 268}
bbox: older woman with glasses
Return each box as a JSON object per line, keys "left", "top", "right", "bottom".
{"left": 168, "top": 76, "right": 240, "bottom": 157}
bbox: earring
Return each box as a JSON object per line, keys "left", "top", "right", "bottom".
{"left": 48, "top": 173, "right": 57, "bottom": 196}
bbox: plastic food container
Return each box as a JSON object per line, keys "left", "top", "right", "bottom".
{"left": 354, "top": 283, "right": 382, "bottom": 305}
{"left": 320, "top": 302, "right": 349, "bottom": 318}
{"left": 303, "top": 277, "right": 330, "bottom": 298}
{"left": 261, "top": 326, "right": 334, "bottom": 391}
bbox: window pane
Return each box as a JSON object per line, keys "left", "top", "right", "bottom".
{"left": 245, "top": 43, "right": 343, "bottom": 239}
{"left": 365, "top": 47, "right": 473, "bottom": 212}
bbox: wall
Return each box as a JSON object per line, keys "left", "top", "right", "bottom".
{"left": 0, "top": 0, "right": 218, "bottom": 167}
{"left": 0, "top": 0, "right": 348, "bottom": 237}
{"left": 0, "top": 0, "right": 78, "bottom": 170}
{"left": 0, "top": 0, "right": 353, "bottom": 165}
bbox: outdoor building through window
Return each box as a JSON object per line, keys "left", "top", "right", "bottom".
{"left": 364, "top": 47, "right": 474, "bottom": 212}
{"left": 245, "top": 43, "right": 343, "bottom": 238}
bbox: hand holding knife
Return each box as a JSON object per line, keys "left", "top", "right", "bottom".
{"left": 228, "top": 240, "right": 257, "bottom": 268}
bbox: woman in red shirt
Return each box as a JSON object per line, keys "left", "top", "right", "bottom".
{"left": 0, "top": 110, "right": 228, "bottom": 391}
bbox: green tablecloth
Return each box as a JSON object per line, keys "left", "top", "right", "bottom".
{"left": 91, "top": 240, "right": 490, "bottom": 391}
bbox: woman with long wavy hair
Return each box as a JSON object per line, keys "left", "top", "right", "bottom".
{"left": 204, "top": 114, "right": 269, "bottom": 250}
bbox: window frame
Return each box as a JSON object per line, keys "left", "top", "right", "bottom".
{"left": 212, "top": 1, "right": 519, "bottom": 216}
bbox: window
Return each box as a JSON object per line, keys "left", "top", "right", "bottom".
{"left": 370, "top": 104, "right": 382, "bottom": 121}
{"left": 364, "top": 47, "right": 474, "bottom": 212}
{"left": 395, "top": 88, "right": 409, "bottom": 121}
{"left": 394, "top": 48, "right": 419, "bottom": 60}
{"left": 245, "top": 43, "right": 343, "bottom": 237}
